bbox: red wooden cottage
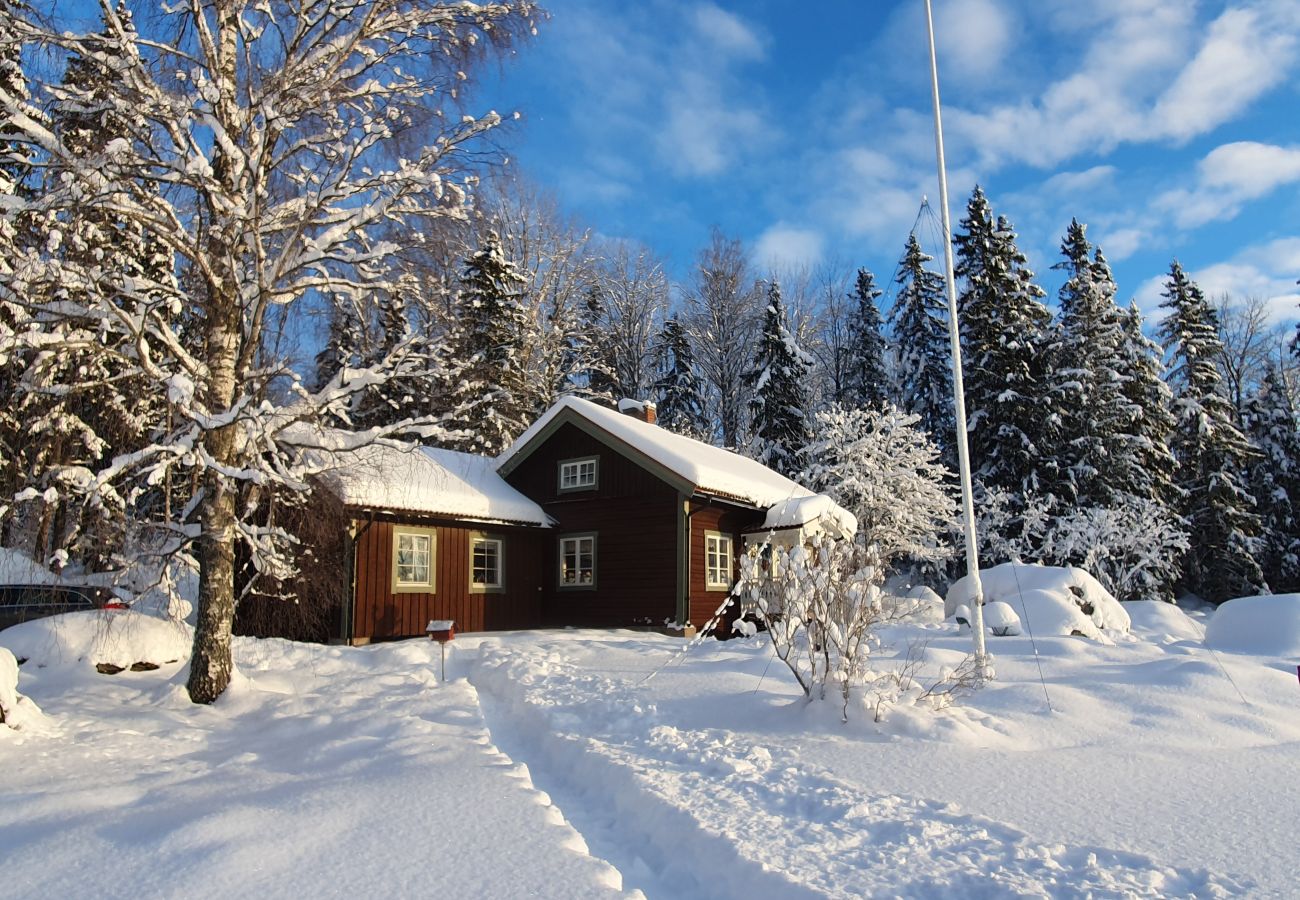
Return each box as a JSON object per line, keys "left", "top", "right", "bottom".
{"left": 324, "top": 397, "right": 854, "bottom": 643}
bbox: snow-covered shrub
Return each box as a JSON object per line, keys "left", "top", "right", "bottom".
{"left": 946, "top": 563, "right": 1130, "bottom": 641}
{"left": 738, "top": 533, "right": 980, "bottom": 721}
{"left": 976, "top": 489, "right": 1187, "bottom": 602}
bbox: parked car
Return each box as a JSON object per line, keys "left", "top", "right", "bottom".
{"left": 0, "top": 584, "right": 125, "bottom": 631}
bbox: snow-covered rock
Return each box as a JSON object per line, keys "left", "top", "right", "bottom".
{"left": 1205, "top": 594, "right": 1300, "bottom": 657}
{"left": 0, "top": 610, "right": 192, "bottom": 672}
{"left": 946, "top": 563, "right": 1129, "bottom": 640}
{"left": 983, "top": 601, "right": 1022, "bottom": 636}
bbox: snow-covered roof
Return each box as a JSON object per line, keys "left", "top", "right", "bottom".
{"left": 323, "top": 442, "right": 551, "bottom": 527}
{"left": 759, "top": 494, "right": 857, "bottom": 539}
{"left": 499, "top": 397, "right": 854, "bottom": 534}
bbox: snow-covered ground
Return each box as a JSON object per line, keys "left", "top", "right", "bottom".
{"left": 3, "top": 602, "right": 1298, "bottom": 898}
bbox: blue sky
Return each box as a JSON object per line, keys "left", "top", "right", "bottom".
{"left": 478, "top": 0, "right": 1300, "bottom": 321}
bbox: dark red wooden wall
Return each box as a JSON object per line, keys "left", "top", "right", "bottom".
{"left": 349, "top": 516, "right": 544, "bottom": 641}
{"left": 504, "top": 421, "right": 679, "bottom": 627}
{"left": 687, "top": 503, "right": 760, "bottom": 629}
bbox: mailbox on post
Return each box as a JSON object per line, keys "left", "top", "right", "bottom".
{"left": 426, "top": 620, "right": 455, "bottom": 681}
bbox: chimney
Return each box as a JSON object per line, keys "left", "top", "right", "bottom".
{"left": 617, "top": 398, "right": 657, "bottom": 425}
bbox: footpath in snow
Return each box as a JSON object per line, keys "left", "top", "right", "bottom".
{"left": 465, "top": 630, "right": 1257, "bottom": 899}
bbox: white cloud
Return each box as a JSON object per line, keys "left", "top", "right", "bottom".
{"left": 1155, "top": 141, "right": 1300, "bottom": 229}
{"left": 936, "top": 0, "right": 1016, "bottom": 80}
{"left": 754, "top": 224, "right": 825, "bottom": 271}
{"left": 1151, "top": 6, "right": 1300, "bottom": 141}
{"left": 1133, "top": 238, "right": 1300, "bottom": 323}
{"left": 943, "top": 1, "right": 1300, "bottom": 171}
{"left": 691, "top": 4, "right": 765, "bottom": 60}
{"left": 1093, "top": 227, "right": 1146, "bottom": 261}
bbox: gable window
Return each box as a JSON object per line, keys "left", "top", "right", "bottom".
{"left": 471, "top": 536, "right": 504, "bottom": 592}
{"left": 393, "top": 527, "right": 435, "bottom": 593}
{"left": 705, "top": 531, "right": 733, "bottom": 590}
{"left": 558, "top": 456, "right": 598, "bottom": 493}
{"left": 559, "top": 534, "right": 596, "bottom": 588}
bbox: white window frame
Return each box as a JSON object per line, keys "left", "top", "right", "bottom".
{"left": 705, "top": 531, "right": 733, "bottom": 591}
{"left": 558, "top": 533, "right": 597, "bottom": 589}
{"left": 392, "top": 527, "right": 436, "bottom": 593}
{"left": 557, "top": 456, "right": 599, "bottom": 493}
{"left": 470, "top": 535, "right": 505, "bottom": 593}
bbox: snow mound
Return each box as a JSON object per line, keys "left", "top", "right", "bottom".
{"left": 0, "top": 646, "right": 41, "bottom": 730}
{"left": 984, "top": 600, "right": 1021, "bottom": 636}
{"left": 1125, "top": 600, "right": 1205, "bottom": 644}
{"left": 1205, "top": 594, "right": 1300, "bottom": 657}
{"left": 0, "top": 610, "right": 192, "bottom": 671}
{"left": 946, "top": 563, "right": 1129, "bottom": 640}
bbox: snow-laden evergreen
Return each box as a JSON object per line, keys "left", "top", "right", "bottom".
{"left": 651, "top": 316, "right": 710, "bottom": 439}
{"left": 1243, "top": 366, "right": 1300, "bottom": 593}
{"left": 840, "top": 268, "right": 890, "bottom": 411}
{"left": 1050, "top": 221, "right": 1128, "bottom": 508}
{"left": 1158, "top": 261, "right": 1265, "bottom": 602}
{"left": 745, "top": 280, "right": 813, "bottom": 478}
{"left": 448, "top": 230, "right": 533, "bottom": 455}
{"left": 888, "top": 233, "right": 954, "bottom": 466}
{"left": 954, "top": 187, "right": 1060, "bottom": 544}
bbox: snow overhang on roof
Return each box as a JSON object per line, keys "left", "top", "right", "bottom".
{"left": 499, "top": 397, "right": 854, "bottom": 533}
{"left": 318, "top": 440, "right": 552, "bottom": 527}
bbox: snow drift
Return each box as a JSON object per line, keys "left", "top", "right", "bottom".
{"left": 1205, "top": 593, "right": 1300, "bottom": 657}
{"left": 946, "top": 562, "right": 1130, "bottom": 639}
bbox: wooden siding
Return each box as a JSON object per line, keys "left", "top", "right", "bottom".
{"left": 504, "top": 420, "right": 679, "bottom": 626}
{"left": 349, "top": 515, "right": 544, "bottom": 641}
{"left": 687, "top": 502, "right": 763, "bottom": 630}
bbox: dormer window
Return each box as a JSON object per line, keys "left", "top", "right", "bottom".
{"left": 558, "top": 456, "right": 598, "bottom": 492}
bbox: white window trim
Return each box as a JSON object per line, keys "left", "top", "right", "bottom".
{"left": 705, "top": 530, "right": 733, "bottom": 591}
{"left": 558, "top": 532, "right": 597, "bottom": 589}
{"left": 470, "top": 534, "right": 505, "bottom": 594}
{"left": 557, "top": 456, "right": 599, "bottom": 493}
{"left": 392, "top": 526, "right": 436, "bottom": 594}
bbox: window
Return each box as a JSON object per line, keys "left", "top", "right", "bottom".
{"left": 559, "top": 534, "right": 596, "bottom": 588}
{"left": 558, "top": 456, "right": 598, "bottom": 492}
{"left": 393, "top": 527, "right": 435, "bottom": 592}
{"left": 471, "top": 536, "right": 504, "bottom": 592}
{"left": 705, "top": 532, "right": 733, "bottom": 590}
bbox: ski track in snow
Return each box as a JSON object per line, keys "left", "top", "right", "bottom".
{"left": 469, "top": 640, "right": 1246, "bottom": 900}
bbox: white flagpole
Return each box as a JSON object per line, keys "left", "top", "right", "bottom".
{"left": 924, "top": 0, "right": 987, "bottom": 667}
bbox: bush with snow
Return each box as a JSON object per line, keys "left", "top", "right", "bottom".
{"left": 737, "top": 533, "right": 981, "bottom": 721}
{"left": 1204, "top": 594, "right": 1300, "bottom": 657}
{"left": 1, "top": 610, "right": 192, "bottom": 672}
{"left": 946, "top": 563, "right": 1130, "bottom": 641}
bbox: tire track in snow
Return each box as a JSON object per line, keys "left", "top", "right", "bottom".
{"left": 470, "top": 640, "right": 1248, "bottom": 899}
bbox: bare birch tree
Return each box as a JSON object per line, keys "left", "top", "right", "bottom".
{"left": 0, "top": 0, "right": 537, "bottom": 703}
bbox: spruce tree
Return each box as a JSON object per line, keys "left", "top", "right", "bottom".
{"left": 888, "top": 233, "right": 953, "bottom": 465}
{"left": 1051, "top": 221, "right": 1129, "bottom": 508}
{"left": 745, "top": 280, "right": 812, "bottom": 477}
{"left": 1242, "top": 366, "right": 1300, "bottom": 593}
{"left": 449, "top": 231, "right": 531, "bottom": 455}
{"left": 1158, "top": 261, "right": 1265, "bottom": 602}
{"left": 841, "top": 268, "right": 890, "bottom": 410}
{"left": 652, "top": 316, "right": 709, "bottom": 439}
{"left": 953, "top": 187, "right": 1060, "bottom": 535}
